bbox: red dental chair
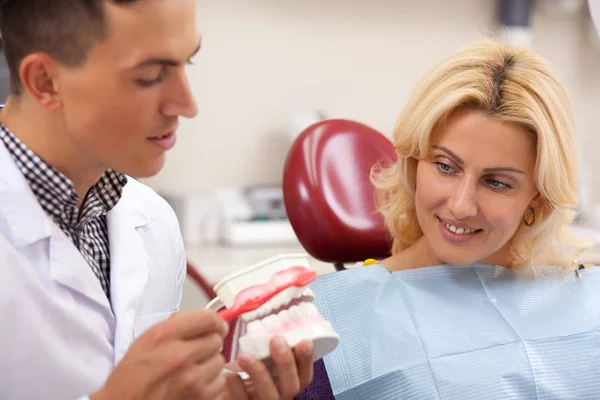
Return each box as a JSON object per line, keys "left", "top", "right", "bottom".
{"left": 282, "top": 118, "right": 396, "bottom": 269}
{"left": 186, "top": 262, "right": 216, "bottom": 299}
{"left": 186, "top": 118, "right": 397, "bottom": 362}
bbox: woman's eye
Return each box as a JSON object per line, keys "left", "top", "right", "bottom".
{"left": 434, "top": 162, "right": 454, "bottom": 174}
{"left": 488, "top": 179, "right": 512, "bottom": 190}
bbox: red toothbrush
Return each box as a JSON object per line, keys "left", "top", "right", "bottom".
{"left": 218, "top": 267, "right": 318, "bottom": 321}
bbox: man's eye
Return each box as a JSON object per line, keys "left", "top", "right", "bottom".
{"left": 135, "top": 76, "right": 163, "bottom": 87}
{"left": 135, "top": 69, "right": 167, "bottom": 87}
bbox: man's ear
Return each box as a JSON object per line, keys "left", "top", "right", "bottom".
{"left": 18, "top": 53, "right": 62, "bottom": 111}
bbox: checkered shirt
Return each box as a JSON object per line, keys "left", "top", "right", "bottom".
{"left": 0, "top": 124, "right": 127, "bottom": 299}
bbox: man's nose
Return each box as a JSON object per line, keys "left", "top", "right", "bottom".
{"left": 161, "top": 71, "right": 198, "bottom": 119}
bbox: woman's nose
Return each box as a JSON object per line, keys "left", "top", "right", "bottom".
{"left": 447, "top": 178, "right": 478, "bottom": 220}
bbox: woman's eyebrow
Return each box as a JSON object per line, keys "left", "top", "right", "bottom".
{"left": 432, "top": 145, "right": 525, "bottom": 174}
{"left": 431, "top": 145, "right": 464, "bottom": 164}
{"left": 483, "top": 167, "right": 525, "bottom": 174}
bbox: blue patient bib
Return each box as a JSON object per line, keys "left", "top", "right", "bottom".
{"left": 311, "top": 264, "right": 600, "bottom": 400}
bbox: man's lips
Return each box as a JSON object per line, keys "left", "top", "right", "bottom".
{"left": 147, "top": 130, "right": 177, "bottom": 150}
{"left": 149, "top": 126, "right": 178, "bottom": 139}
{"left": 149, "top": 133, "right": 172, "bottom": 140}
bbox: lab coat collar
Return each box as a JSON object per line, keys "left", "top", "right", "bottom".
{"left": 0, "top": 141, "right": 113, "bottom": 313}
{"left": 0, "top": 140, "right": 52, "bottom": 247}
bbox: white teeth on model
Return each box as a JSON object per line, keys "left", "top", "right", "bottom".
{"left": 245, "top": 286, "right": 315, "bottom": 320}
{"left": 245, "top": 310, "right": 257, "bottom": 321}
{"left": 247, "top": 320, "right": 259, "bottom": 332}
{"left": 290, "top": 305, "right": 303, "bottom": 319}
{"left": 278, "top": 309, "right": 290, "bottom": 322}
{"left": 253, "top": 303, "right": 317, "bottom": 327}
{"left": 263, "top": 314, "right": 277, "bottom": 328}
{"left": 444, "top": 223, "right": 477, "bottom": 234}
{"left": 242, "top": 288, "right": 320, "bottom": 332}
{"left": 246, "top": 303, "right": 318, "bottom": 334}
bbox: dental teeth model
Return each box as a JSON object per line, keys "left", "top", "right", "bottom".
{"left": 207, "top": 254, "right": 340, "bottom": 363}
{"left": 237, "top": 268, "right": 339, "bottom": 361}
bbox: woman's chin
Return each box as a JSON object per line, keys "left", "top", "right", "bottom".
{"left": 435, "top": 252, "right": 481, "bottom": 267}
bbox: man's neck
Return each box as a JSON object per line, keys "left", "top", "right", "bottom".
{"left": 1, "top": 96, "right": 104, "bottom": 204}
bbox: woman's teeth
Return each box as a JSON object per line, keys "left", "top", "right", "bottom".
{"left": 445, "top": 223, "right": 478, "bottom": 234}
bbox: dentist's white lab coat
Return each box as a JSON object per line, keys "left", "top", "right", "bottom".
{"left": 0, "top": 140, "right": 187, "bottom": 400}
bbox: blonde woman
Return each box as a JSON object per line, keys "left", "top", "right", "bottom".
{"left": 297, "top": 40, "right": 599, "bottom": 400}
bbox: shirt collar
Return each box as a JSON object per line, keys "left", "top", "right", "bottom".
{"left": 0, "top": 123, "right": 127, "bottom": 226}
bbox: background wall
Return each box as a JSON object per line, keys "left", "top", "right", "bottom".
{"left": 143, "top": 0, "right": 600, "bottom": 203}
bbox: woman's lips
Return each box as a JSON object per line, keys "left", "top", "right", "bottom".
{"left": 437, "top": 216, "right": 482, "bottom": 244}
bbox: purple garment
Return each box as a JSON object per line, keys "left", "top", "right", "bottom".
{"left": 296, "top": 359, "right": 335, "bottom": 400}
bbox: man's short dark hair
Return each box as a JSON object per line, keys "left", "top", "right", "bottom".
{"left": 0, "top": 0, "right": 139, "bottom": 95}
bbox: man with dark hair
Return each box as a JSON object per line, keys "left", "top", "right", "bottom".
{"left": 0, "top": 1, "right": 314, "bottom": 399}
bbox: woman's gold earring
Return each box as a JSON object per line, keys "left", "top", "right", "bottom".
{"left": 524, "top": 207, "right": 536, "bottom": 227}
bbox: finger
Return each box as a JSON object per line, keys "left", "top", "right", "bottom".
{"left": 158, "top": 333, "right": 224, "bottom": 377}
{"left": 145, "top": 309, "right": 228, "bottom": 344}
{"left": 237, "top": 353, "right": 279, "bottom": 400}
{"left": 196, "top": 353, "right": 227, "bottom": 385}
{"left": 223, "top": 361, "right": 244, "bottom": 374}
{"left": 197, "top": 370, "right": 227, "bottom": 400}
{"left": 293, "top": 340, "right": 315, "bottom": 391}
{"left": 269, "top": 336, "right": 300, "bottom": 399}
{"left": 169, "top": 309, "right": 229, "bottom": 340}
{"left": 177, "top": 353, "right": 226, "bottom": 396}
{"left": 192, "top": 333, "right": 225, "bottom": 364}
{"left": 223, "top": 369, "right": 250, "bottom": 400}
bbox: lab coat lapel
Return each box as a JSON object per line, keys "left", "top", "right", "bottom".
{"left": 49, "top": 225, "right": 114, "bottom": 313}
{"left": 0, "top": 141, "right": 113, "bottom": 314}
{"left": 108, "top": 190, "right": 151, "bottom": 362}
{"left": 0, "top": 140, "right": 51, "bottom": 249}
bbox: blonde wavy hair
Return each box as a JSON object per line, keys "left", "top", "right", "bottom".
{"left": 372, "top": 40, "right": 592, "bottom": 273}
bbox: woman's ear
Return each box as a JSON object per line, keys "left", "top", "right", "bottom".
{"left": 529, "top": 193, "right": 542, "bottom": 209}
